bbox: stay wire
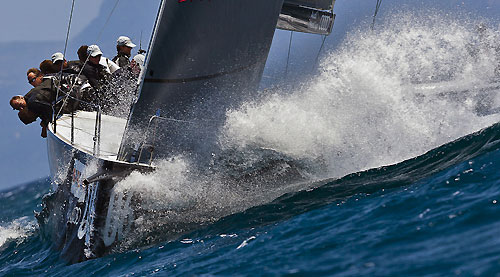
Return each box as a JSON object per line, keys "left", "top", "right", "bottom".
{"left": 59, "top": 0, "right": 76, "bottom": 76}
{"left": 285, "top": 31, "right": 293, "bottom": 78}
{"left": 96, "top": 0, "right": 122, "bottom": 42}
{"left": 55, "top": 0, "right": 123, "bottom": 119}
{"left": 314, "top": 35, "right": 328, "bottom": 70}
{"left": 371, "top": 0, "right": 383, "bottom": 31}
{"left": 54, "top": 0, "right": 76, "bottom": 122}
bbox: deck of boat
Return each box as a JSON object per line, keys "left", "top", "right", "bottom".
{"left": 49, "top": 111, "right": 127, "bottom": 161}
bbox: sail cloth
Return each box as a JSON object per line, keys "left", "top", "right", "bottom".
{"left": 284, "top": 0, "right": 335, "bottom": 11}
{"left": 117, "top": 0, "right": 285, "bottom": 162}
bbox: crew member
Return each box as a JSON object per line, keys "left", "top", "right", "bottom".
{"left": 26, "top": 68, "right": 43, "bottom": 88}
{"left": 112, "top": 36, "right": 136, "bottom": 67}
{"left": 10, "top": 85, "right": 54, "bottom": 138}
{"left": 81, "top": 45, "right": 110, "bottom": 90}
{"left": 39, "top": 60, "right": 58, "bottom": 75}
{"left": 51, "top": 52, "right": 81, "bottom": 74}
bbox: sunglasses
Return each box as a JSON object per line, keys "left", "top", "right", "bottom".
{"left": 28, "top": 77, "right": 37, "bottom": 83}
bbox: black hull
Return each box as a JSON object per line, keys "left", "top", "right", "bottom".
{"left": 39, "top": 130, "right": 152, "bottom": 263}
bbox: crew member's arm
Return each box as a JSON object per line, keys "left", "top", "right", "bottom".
{"left": 40, "top": 122, "right": 48, "bottom": 138}
{"left": 28, "top": 100, "right": 53, "bottom": 129}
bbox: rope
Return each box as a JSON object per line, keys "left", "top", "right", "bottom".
{"left": 371, "top": 0, "right": 383, "bottom": 31}
{"left": 55, "top": 0, "right": 123, "bottom": 119}
{"left": 285, "top": 31, "right": 294, "bottom": 78}
{"left": 96, "top": 0, "right": 122, "bottom": 42}
{"left": 60, "top": 0, "right": 76, "bottom": 74}
{"left": 313, "top": 35, "right": 328, "bottom": 70}
{"left": 54, "top": 0, "right": 76, "bottom": 123}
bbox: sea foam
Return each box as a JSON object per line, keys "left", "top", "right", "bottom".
{"left": 0, "top": 217, "right": 36, "bottom": 249}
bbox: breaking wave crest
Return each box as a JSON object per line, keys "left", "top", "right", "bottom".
{"left": 0, "top": 217, "right": 37, "bottom": 249}
{"left": 221, "top": 11, "right": 500, "bottom": 179}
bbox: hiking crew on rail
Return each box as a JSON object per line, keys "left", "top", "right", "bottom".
{"left": 9, "top": 36, "right": 145, "bottom": 138}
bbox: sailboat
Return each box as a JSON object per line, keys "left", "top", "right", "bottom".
{"left": 36, "top": 0, "right": 336, "bottom": 263}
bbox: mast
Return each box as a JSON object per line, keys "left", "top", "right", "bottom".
{"left": 118, "top": 0, "right": 285, "bottom": 162}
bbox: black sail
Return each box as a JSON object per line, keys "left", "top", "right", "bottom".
{"left": 117, "top": 0, "right": 285, "bottom": 162}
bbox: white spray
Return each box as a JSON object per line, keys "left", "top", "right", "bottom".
{"left": 0, "top": 217, "right": 36, "bottom": 249}
{"left": 111, "top": 12, "right": 500, "bottom": 247}
{"left": 222, "top": 12, "right": 500, "bottom": 179}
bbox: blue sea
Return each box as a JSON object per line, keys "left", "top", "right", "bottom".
{"left": 1, "top": 121, "right": 500, "bottom": 276}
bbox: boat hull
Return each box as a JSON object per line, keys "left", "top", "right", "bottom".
{"left": 39, "top": 129, "right": 151, "bottom": 263}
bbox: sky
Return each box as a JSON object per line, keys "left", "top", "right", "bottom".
{"left": 1, "top": 0, "right": 500, "bottom": 190}
{"left": 0, "top": 0, "right": 104, "bottom": 43}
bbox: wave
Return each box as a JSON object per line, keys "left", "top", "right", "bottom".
{"left": 0, "top": 217, "right": 37, "bottom": 249}
{"left": 111, "top": 118, "right": 500, "bottom": 251}
{"left": 191, "top": 121, "right": 500, "bottom": 238}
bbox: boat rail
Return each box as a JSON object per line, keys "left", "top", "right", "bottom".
{"left": 51, "top": 95, "right": 103, "bottom": 157}
{"left": 51, "top": 96, "right": 216, "bottom": 166}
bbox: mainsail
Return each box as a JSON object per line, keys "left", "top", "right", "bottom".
{"left": 117, "top": 0, "right": 285, "bottom": 162}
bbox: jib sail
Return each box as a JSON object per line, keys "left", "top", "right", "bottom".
{"left": 117, "top": 0, "right": 285, "bottom": 163}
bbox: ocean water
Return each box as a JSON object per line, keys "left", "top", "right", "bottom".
{"left": 1, "top": 122, "right": 500, "bottom": 276}
{"left": 2, "top": 12, "right": 500, "bottom": 276}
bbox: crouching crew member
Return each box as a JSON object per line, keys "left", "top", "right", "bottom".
{"left": 10, "top": 72, "right": 91, "bottom": 137}
{"left": 10, "top": 78, "right": 56, "bottom": 138}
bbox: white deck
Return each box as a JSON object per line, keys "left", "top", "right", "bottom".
{"left": 50, "top": 111, "right": 128, "bottom": 160}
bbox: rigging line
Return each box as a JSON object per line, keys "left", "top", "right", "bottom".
{"left": 58, "top": 0, "right": 122, "bottom": 115}
{"left": 96, "top": 0, "right": 122, "bottom": 42}
{"left": 60, "top": 0, "right": 76, "bottom": 74}
{"left": 285, "top": 31, "right": 294, "bottom": 79}
{"left": 56, "top": 0, "right": 122, "bottom": 119}
{"left": 55, "top": 54, "right": 93, "bottom": 119}
{"left": 55, "top": 0, "right": 77, "bottom": 123}
{"left": 313, "top": 35, "right": 328, "bottom": 70}
{"left": 54, "top": 0, "right": 123, "bottom": 129}
{"left": 371, "top": 0, "right": 383, "bottom": 31}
